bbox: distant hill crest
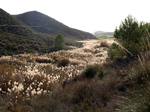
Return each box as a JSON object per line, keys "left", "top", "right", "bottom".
{"left": 15, "top": 11, "right": 96, "bottom": 40}
{"left": 94, "top": 31, "right": 114, "bottom": 37}
{"left": 0, "top": 8, "right": 95, "bottom": 56}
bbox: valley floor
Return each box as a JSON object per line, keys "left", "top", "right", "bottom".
{"left": 0, "top": 39, "right": 113, "bottom": 95}
{"left": 0, "top": 39, "right": 149, "bottom": 112}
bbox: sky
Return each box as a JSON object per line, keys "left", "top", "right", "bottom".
{"left": 1, "top": 0, "right": 150, "bottom": 33}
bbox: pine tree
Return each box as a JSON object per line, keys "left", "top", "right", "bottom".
{"left": 54, "top": 34, "right": 65, "bottom": 51}
{"left": 114, "top": 15, "right": 146, "bottom": 56}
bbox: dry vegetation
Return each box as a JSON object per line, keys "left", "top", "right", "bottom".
{"left": 0, "top": 39, "right": 115, "bottom": 111}
{"left": 1, "top": 14, "right": 150, "bottom": 112}
{"left": 1, "top": 38, "right": 150, "bottom": 112}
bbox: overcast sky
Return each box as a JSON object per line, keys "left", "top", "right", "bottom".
{"left": 1, "top": 0, "right": 150, "bottom": 33}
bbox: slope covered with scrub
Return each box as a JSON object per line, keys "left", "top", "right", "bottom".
{"left": 15, "top": 11, "right": 96, "bottom": 40}
{"left": 0, "top": 8, "right": 54, "bottom": 56}
{"left": 0, "top": 9, "right": 85, "bottom": 56}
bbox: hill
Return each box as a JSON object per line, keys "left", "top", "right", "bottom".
{"left": 0, "top": 8, "right": 55, "bottom": 56}
{"left": 0, "top": 8, "right": 35, "bottom": 36}
{"left": 0, "top": 9, "right": 85, "bottom": 56}
{"left": 94, "top": 31, "right": 114, "bottom": 37}
{"left": 15, "top": 11, "right": 96, "bottom": 40}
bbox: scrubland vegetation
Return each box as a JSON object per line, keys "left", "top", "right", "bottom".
{"left": 1, "top": 15, "right": 150, "bottom": 112}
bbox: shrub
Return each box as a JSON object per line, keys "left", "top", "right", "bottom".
{"left": 81, "top": 64, "right": 104, "bottom": 79}
{"left": 57, "top": 58, "right": 70, "bottom": 67}
{"left": 100, "top": 41, "right": 109, "bottom": 48}
{"left": 35, "top": 57, "right": 52, "bottom": 63}
{"left": 108, "top": 43, "right": 125, "bottom": 61}
{"left": 32, "top": 95, "right": 65, "bottom": 112}
{"left": 135, "top": 53, "right": 150, "bottom": 84}
{"left": 97, "top": 67, "right": 104, "bottom": 79}
{"left": 137, "top": 88, "right": 150, "bottom": 112}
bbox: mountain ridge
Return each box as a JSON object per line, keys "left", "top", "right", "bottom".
{"left": 15, "top": 11, "right": 96, "bottom": 40}
{"left": 0, "top": 8, "right": 54, "bottom": 56}
{"left": 0, "top": 8, "right": 96, "bottom": 56}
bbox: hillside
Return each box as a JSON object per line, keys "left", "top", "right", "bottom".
{"left": 94, "top": 31, "right": 114, "bottom": 37}
{"left": 0, "top": 9, "right": 84, "bottom": 56}
{"left": 15, "top": 11, "right": 96, "bottom": 40}
{"left": 0, "top": 9, "right": 35, "bottom": 36}
{"left": 0, "top": 8, "right": 55, "bottom": 56}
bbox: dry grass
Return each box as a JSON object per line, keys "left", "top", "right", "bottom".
{"left": 0, "top": 29, "right": 147, "bottom": 112}
{"left": 31, "top": 71, "right": 123, "bottom": 112}
{"left": 1, "top": 53, "right": 146, "bottom": 112}
{"left": 0, "top": 39, "right": 116, "bottom": 111}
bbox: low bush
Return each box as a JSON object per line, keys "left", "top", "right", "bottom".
{"left": 57, "top": 58, "right": 70, "bottom": 67}
{"left": 100, "top": 41, "right": 109, "bottom": 48}
{"left": 81, "top": 64, "right": 104, "bottom": 79}
{"left": 35, "top": 57, "right": 52, "bottom": 63}
{"left": 98, "top": 67, "right": 104, "bottom": 79}
{"left": 108, "top": 43, "right": 125, "bottom": 61}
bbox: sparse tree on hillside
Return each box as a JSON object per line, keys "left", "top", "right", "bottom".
{"left": 54, "top": 34, "right": 65, "bottom": 51}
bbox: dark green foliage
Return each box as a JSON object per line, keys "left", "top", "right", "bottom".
{"left": 54, "top": 34, "right": 65, "bottom": 51}
{"left": 15, "top": 11, "right": 96, "bottom": 40}
{"left": 108, "top": 43, "right": 125, "bottom": 61}
{"left": 114, "top": 15, "right": 146, "bottom": 56}
{"left": 82, "top": 64, "right": 104, "bottom": 79}
{"left": 0, "top": 32, "right": 54, "bottom": 56}
{"left": 98, "top": 67, "right": 104, "bottom": 79}
{"left": 82, "top": 65, "right": 98, "bottom": 78}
